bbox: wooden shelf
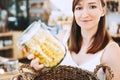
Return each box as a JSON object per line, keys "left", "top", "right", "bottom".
{"left": 0, "top": 32, "right": 13, "bottom": 37}
{"left": 0, "top": 46, "right": 13, "bottom": 50}
{"left": 0, "top": 31, "right": 23, "bottom": 59}
{"left": 110, "top": 33, "right": 120, "bottom": 38}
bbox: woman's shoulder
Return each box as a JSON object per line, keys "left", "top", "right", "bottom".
{"left": 105, "top": 41, "right": 120, "bottom": 52}
{"left": 101, "top": 40, "right": 120, "bottom": 63}
{"left": 101, "top": 42, "right": 120, "bottom": 80}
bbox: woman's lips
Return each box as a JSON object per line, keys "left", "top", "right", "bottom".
{"left": 81, "top": 20, "right": 92, "bottom": 22}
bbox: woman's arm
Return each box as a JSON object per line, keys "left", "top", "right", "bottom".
{"left": 101, "top": 42, "right": 120, "bottom": 80}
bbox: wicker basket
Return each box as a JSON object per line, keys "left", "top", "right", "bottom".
{"left": 12, "top": 64, "right": 114, "bottom": 80}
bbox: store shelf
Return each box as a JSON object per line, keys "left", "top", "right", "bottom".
{"left": 0, "top": 32, "right": 13, "bottom": 37}
{"left": 0, "top": 46, "right": 13, "bottom": 50}
{"left": 111, "top": 33, "right": 120, "bottom": 38}
{"left": 0, "top": 32, "right": 13, "bottom": 51}
{"left": 0, "top": 31, "right": 23, "bottom": 59}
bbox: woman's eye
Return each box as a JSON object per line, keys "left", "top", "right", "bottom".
{"left": 90, "top": 5, "right": 97, "bottom": 9}
{"left": 75, "top": 7, "right": 82, "bottom": 10}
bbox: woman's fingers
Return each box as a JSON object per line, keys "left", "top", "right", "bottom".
{"left": 30, "top": 58, "right": 44, "bottom": 70}
{"left": 27, "top": 54, "right": 34, "bottom": 60}
{"left": 27, "top": 54, "right": 44, "bottom": 70}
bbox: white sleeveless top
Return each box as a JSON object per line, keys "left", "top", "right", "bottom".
{"left": 59, "top": 42, "right": 116, "bottom": 80}
{"left": 60, "top": 49, "right": 103, "bottom": 71}
{"left": 60, "top": 49, "right": 106, "bottom": 79}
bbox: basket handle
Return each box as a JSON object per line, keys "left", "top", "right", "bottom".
{"left": 94, "top": 64, "right": 114, "bottom": 80}
{"left": 19, "top": 64, "right": 39, "bottom": 80}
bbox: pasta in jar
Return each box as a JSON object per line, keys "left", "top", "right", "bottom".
{"left": 17, "top": 20, "right": 66, "bottom": 67}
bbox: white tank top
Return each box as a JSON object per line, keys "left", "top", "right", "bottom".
{"left": 60, "top": 49, "right": 103, "bottom": 71}
{"left": 61, "top": 42, "right": 117, "bottom": 68}
{"left": 60, "top": 42, "right": 116, "bottom": 80}
{"left": 60, "top": 49, "right": 106, "bottom": 79}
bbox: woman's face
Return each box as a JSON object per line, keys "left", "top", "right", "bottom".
{"left": 74, "top": 0, "right": 105, "bottom": 31}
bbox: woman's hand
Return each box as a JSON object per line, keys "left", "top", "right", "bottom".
{"left": 27, "top": 54, "right": 44, "bottom": 71}
{"left": 22, "top": 48, "right": 44, "bottom": 70}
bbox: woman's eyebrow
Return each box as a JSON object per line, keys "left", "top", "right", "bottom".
{"left": 88, "top": 2, "right": 97, "bottom": 5}
{"left": 76, "top": 3, "right": 82, "bottom": 6}
{"left": 77, "top": 2, "right": 97, "bottom": 5}
{"left": 76, "top": 2, "right": 98, "bottom": 6}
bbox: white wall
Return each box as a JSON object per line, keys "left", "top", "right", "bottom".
{"left": 50, "top": 0, "right": 73, "bottom": 16}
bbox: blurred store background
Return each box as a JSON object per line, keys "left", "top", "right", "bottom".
{"left": 0, "top": 0, "right": 120, "bottom": 60}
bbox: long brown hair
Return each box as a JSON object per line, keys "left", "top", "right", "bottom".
{"left": 68, "top": 0, "right": 111, "bottom": 54}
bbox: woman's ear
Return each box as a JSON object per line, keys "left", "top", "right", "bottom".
{"left": 101, "top": 7, "right": 106, "bottom": 17}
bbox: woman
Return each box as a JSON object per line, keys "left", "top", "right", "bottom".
{"left": 28, "top": 0, "right": 120, "bottom": 79}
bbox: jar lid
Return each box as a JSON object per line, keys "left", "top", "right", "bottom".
{"left": 17, "top": 20, "right": 47, "bottom": 49}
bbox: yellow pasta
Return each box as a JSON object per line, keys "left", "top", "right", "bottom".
{"left": 24, "top": 32, "right": 65, "bottom": 67}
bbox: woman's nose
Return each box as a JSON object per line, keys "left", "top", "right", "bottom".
{"left": 81, "top": 8, "right": 89, "bottom": 17}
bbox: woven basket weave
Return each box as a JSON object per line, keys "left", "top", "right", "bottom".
{"left": 12, "top": 64, "right": 114, "bottom": 80}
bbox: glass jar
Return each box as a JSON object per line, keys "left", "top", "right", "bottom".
{"left": 17, "top": 20, "right": 66, "bottom": 67}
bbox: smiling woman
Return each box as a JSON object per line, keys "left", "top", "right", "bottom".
{"left": 74, "top": 0, "right": 105, "bottom": 31}
{"left": 27, "top": 0, "right": 120, "bottom": 80}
